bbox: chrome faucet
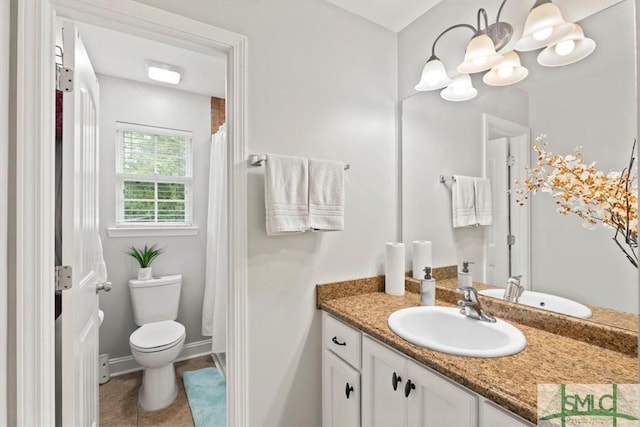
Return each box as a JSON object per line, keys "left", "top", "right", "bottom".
{"left": 503, "top": 275, "right": 524, "bottom": 303}
{"left": 457, "top": 286, "right": 496, "bottom": 323}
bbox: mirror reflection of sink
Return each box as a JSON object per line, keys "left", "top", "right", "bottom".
{"left": 388, "top": 306, "right": 526, "bottom": 358}
{"left": 478, "top": 289, "right": 593, "bottom": 319}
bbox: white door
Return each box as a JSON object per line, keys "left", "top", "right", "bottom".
{"left": 322, "top": 350, "right": 361, "bottom": 427}
{"left": 362, "top": 337, "right": 408, "bottom": 427}
{"left": 61, "top": 22, "right": 101, "bottom": 427}
{"left": 485, "top": 137, "right": 510, "bottom": 287}
{"left": 407, "top": 360, "right": 476, "bottom": 427}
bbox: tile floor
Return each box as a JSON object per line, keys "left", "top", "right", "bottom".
{"left": 100, "top": 355, "right": 216, "bottom": 427}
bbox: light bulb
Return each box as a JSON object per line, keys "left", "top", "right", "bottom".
{"left": 497, "top": 66, "right": 514, "bottom": 79}
{"left": 453, "top": 83, "right": 466, "bottom": 96}
{"left": 554, "top": 39, "right": 576, "bottom": 56}
{"left": 472, "top": 56, "right": 487, "bottom": 67}
{"left": 532, "top": 27, "right": 553, "bottom": 41}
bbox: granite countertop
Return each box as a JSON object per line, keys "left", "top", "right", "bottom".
{"left": 317, "top": 277, "right": 638, "bottom": 424}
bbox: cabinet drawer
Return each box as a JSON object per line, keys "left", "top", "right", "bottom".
{"left": 322, "top": 312, "right": 362, "bottom": 370}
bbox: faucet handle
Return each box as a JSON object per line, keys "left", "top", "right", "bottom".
{"left": 507, "top": 275, "right": 523, "bottom": 284}
{"left": 459, "top": 286, "right": 478, "bottom": 302}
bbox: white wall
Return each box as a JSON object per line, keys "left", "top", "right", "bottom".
{"left": 98, "top": 75, "right": 212, "bottom": 358}
{"left": 135, "top": 1, "right": 398, "bottom": 426}
{"left": 528, "top": 0, "right": 638, "bottom": 312}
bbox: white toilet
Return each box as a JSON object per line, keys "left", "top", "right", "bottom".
{"left": 128, "top": 275, "right": 186, "bottom": 411}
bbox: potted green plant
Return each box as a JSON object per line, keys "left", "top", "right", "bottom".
{"left": 127, "top": 244, "right": 164, "bottom": 280}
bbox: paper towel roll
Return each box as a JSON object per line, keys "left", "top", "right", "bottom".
{"left": 385, "top": 242, "right": 405, "bottom": 296}
{"left": 412, "top": 240, "right": 433, "bottom": 279}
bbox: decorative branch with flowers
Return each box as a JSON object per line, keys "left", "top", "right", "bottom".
{"left": 515, "top": 135, "right": 638, "bottom": 268}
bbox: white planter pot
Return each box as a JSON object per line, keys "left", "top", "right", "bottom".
{"left": 138, "top": 267, "right": 152, "bottom": 280}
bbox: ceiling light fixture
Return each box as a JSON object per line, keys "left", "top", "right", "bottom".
{"left": 415, "top": 0, "right": 595, "bottom": 102}
{"left": 537, "top": 24, "right": 596, "bottom": 67}
{"left": 144, "top": 60, "right": 183, "bottom": 85}
{"left": 440, "top": 74, "right": 478, "bottom": 102}
{"left": 514, "top": 0, "right": 575, "bottom": 52}
{"left": 483, "top": 51, "right": 529, "bottom": 86}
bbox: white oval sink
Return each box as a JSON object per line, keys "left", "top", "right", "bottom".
{"left": 478, "top": 289, "right": 593, "bottom": 319}
{"left": 388, "top": 306, "right": 526, "bottom": 358}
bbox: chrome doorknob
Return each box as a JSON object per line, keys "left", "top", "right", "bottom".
{"left": 96, "top": 281, "right": 112, "bottom": 293}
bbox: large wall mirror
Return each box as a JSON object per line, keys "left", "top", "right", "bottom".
{"left": 402, "top": 0, "right": 637, "bottom": 330}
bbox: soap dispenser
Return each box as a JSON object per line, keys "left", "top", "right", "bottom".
{"left": 458, "top": 261, "right": 474, "bottom": 289}
{"left": 420, "top": 266, "right": 436, "bottom": 306}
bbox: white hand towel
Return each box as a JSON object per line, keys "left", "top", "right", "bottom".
{"left": 308, "top": 158, "right": 345, "bottom": 231}
{"left": 265, "top": 154, "right": 309, "bottom": 235}
{"left": 474, "top": 177, "right": 493, "bottom": 226}
{"left": 452, "top": 175, "right": 477, "bottom": 228}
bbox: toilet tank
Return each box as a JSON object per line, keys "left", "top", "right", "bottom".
{"left": 128, "top": 275, "right": 182, "bottom": 326}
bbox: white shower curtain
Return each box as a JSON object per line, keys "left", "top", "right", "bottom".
{"left": 202, "top": 124, "right": 227, "bottom": 353}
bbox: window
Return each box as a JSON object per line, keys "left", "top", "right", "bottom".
{"left": 115, "top": 123, "right": 193, "bottom": 226}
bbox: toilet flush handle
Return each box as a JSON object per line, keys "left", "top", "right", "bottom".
{"left": 96, "top": 281, "right": 112, "bottom": 293}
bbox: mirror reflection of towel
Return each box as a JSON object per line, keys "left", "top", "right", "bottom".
{"left": 452, "top": 175, "right": 476, "bottom": 228}
{"left": 474, "top": 178, "right": 493, "bottom": 226}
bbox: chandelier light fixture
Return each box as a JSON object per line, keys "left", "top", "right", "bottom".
{"left": 415, "top": 0, "right": 596, "bottom": 102}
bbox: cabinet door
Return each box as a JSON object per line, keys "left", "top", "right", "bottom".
{"left": 407, "top": 360, "right": 477, "bottom": 427}
{"left": 362, "top": 336, "right": 408, "bottom": 427}
{"left": 480, "top": 400, "right": 534, "bottom": 427}
{"left": 323, "top": 350, "right": 361, "bottom": 427}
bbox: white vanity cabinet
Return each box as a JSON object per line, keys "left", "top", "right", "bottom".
{"left": 362, "top": 336, "right": 476, "bottom": 427}
{"left": 479, "top": 400, "right": 534, "bottom": 427}
{"left": 361, "top": 335, "right": 408, "bottom": 426}
{"left": 321, "top": 311, "right": 534, "bottom": 427}
{"left": 322, "top": 312, "right": 362, "bottom": 427}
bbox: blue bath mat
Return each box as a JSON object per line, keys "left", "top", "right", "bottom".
{"left": 183, "top": 367, "right": 226, "bottom": 427}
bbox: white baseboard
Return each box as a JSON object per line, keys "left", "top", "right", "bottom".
{"left": 108, "top": 339, "right": 213, "bottom": 377}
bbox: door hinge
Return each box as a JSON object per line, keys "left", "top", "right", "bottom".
{"left": 57, "top": 67, "right": 74, "bottom": 92}
{"left": 507, "top": 155, "right": 515, "bottom": 167}
{"left": 507, "top": 234, "right": 516, "bottom": 246}
{"left": 55, "top": 265, "right": 73, "bottom": 291}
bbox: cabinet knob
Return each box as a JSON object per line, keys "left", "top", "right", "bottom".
{"left": 331, "top": 336, "right": 347, "bottom": 346}
{"left": 345, "top": 382, "right": 354, "bottom": 399}
{"left": 404, "top": 379, "right": 416, "bottom": 397}
{"left": 392, "top": 372, "right": 402, "bottom": 391}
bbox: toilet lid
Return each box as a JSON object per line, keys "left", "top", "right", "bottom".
{"left": 130, "top": 320, "right": 185, "bottom": 350}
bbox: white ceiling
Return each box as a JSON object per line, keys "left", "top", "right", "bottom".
{"left": 72, "top": 22, "right": 226, "bottom": 98}
{"left": 325, "top": 0, "right": 623, "bottom": 33}
{"left": 326, "top": 0, "right": 442, "bottom": 32}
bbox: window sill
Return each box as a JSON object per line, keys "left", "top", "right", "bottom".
{"left": 107, "top": 226, "right": 199, "bottom": 238}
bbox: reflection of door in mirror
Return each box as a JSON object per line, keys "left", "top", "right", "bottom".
{"left": 482, "top": 115, "right": 530, "bottom": 290}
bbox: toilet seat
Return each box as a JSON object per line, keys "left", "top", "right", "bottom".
{"left": 130, "top": 320, "right": 185, "bottom": 353}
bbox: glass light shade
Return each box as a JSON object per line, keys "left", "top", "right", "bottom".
{"left": 514, "top": 2, "right": 575, "bottom": 52}
{"left": 457, "top": 33, "right": 503, "bottom": 74}
{"left": 440, "top": 74, "right": 477, "bottom": 102}
{"left": 537, "top": 25, "right": 596, "bottom": 67}
{"left": 483, "top": 51, "right": 529, "bottom": 87}
{"left": 415, "top": 57, "right": 452, "bottom": 91}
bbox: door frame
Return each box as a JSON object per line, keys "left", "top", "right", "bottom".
{"left": 481, "top": 113, "right": 531, "bottom": 288}
{"left": 0, "top": 0, "right": 9, "bottom": 424}
{"left": 13, "top": 1, "right": 248, "bottom": 426}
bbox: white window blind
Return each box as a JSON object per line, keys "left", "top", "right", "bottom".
{"left": 115, "top": 123, "right": 193, "bottom": 226}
